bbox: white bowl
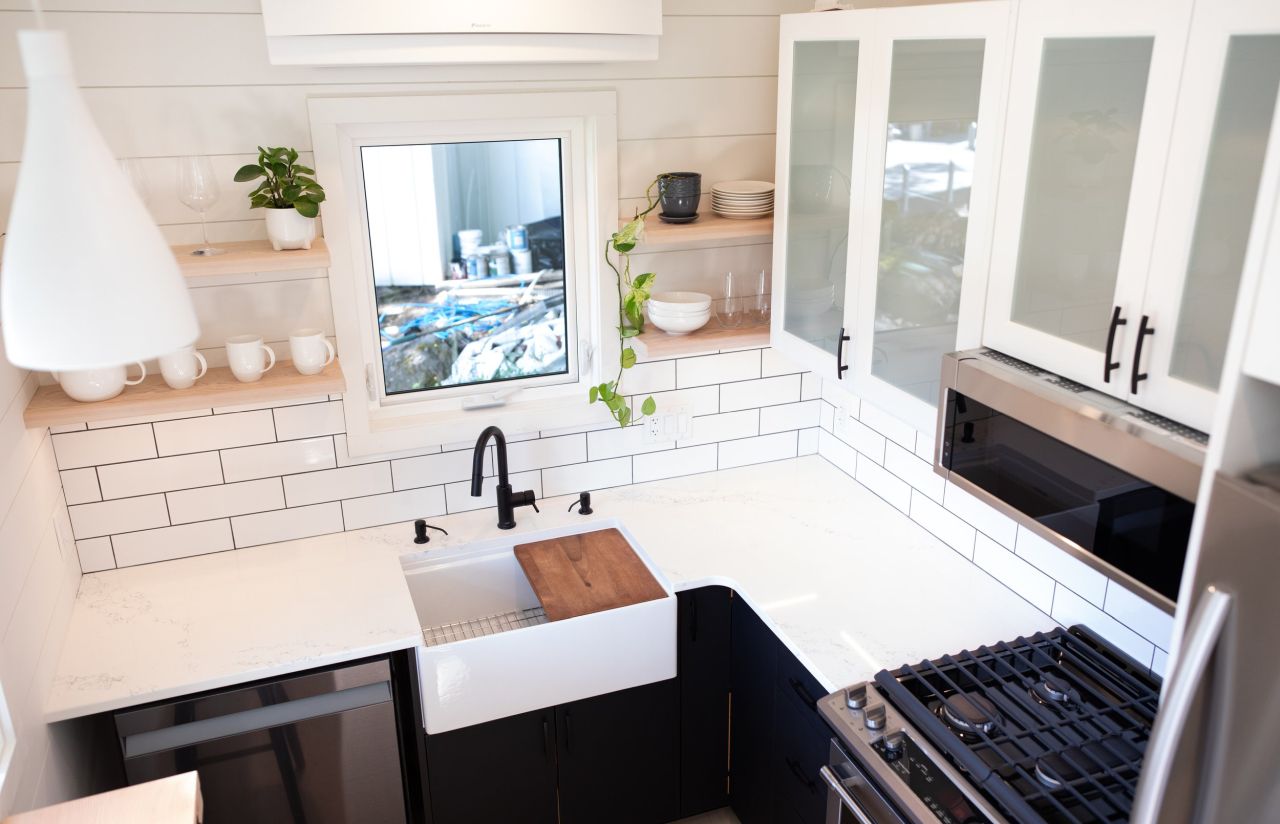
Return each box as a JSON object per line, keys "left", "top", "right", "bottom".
{"left": 648, "top": 306, "right": 711, "bottom": 335}
{"left": 649, "top": 291, "right": 712, "bottom": 313}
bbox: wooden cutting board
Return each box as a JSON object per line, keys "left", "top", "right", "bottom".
{"left": 514, "top": 528, "right": 667, "bottom": 621}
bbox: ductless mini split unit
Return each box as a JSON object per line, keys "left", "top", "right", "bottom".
{"left": 261, "top": 0, "right": 663, "bottom": 65}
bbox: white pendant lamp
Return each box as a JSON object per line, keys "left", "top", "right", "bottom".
{"left": 1, "top": 27, "right": 199, "bottom": 371}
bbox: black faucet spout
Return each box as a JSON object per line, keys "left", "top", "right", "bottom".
{"left": 469, "top": 425, "right": 534, "bottom": 530}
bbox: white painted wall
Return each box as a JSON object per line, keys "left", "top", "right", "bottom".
{"left": 0, "top": 332, "right": 94, "bottom": 816}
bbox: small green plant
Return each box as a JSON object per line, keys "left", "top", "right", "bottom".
{"left": 234, "top": 147, "right": 326, "bottom": 218}
{"left": 590, "top": 176, "right": 667, "bottom": 428}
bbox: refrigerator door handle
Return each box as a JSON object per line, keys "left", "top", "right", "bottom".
{"left": 1131, "top": 587, "right": 1233, "bottom": 824}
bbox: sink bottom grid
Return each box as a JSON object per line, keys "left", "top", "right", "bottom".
{"left": 422, "top": 606, "right": 549, "bottom": 647}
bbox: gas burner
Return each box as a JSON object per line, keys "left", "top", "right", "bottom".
{"left": 938, "top": 692, "right": 1001, "bottom": 737}
{"left": 1034, "top": 754, "right": 1071, "bottom": 790}
{"left": 1030, "top": 672, "right": 1079, "bottom": 707}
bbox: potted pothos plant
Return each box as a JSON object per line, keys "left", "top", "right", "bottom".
{"left": 234, "top": 147, "right": 326, "bottom": 251}
{"left": 589, "top": 176, "right": 667, "bottom": 427}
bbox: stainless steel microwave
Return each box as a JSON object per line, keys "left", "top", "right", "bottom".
{"left": 933, "top": 349, "right": 1207, "bottom": 613}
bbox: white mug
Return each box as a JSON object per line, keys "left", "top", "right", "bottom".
{"left": 56, "top": 363, "right": 146, "bottom": 403}
{"left": 289, "top": 328, "right": 336, "bottom": 376}
{"left": 159, "top": 346, "right": 209, "bottom": 390}
{"left": 225, "top": 335, "right": 276, "bottom": 383}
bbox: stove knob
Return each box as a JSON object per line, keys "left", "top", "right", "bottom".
{"left": 882, "top": 731, "right": 905, "bottom": 760}
{"left": 865, "top": 704, "right": 887, "bottom": 730}
{"left": 845, "top": 684, "right": 868, "bottom": 709}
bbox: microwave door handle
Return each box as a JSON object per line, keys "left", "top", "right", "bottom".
{"left": 819, "top": 765, "right": 876, "bottom": 824}
{"left": 1130, "top": 587, "right": 1233, "bottom": 824}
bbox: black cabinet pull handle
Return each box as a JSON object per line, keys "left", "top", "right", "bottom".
{"left": 1131, "top": 315, "right": 1155, "bottom": 395}
{"left": 785, "top": 755, "right": 818, "bottom": 794}
{"left": 542, "top": 717, "right": 551, "bottom": 758}
{"left": 836, "top": 327, "right": 850, "bottom": 380}
{"left": 1104, "top": 305, "right": 1127, "bottom": 383}
{"left": 789, "top": 677, "right": 818, "bottom": 712}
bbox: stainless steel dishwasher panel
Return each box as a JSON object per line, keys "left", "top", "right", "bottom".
{"left": 115, "top": 658, "right": 408, "bottom": 824}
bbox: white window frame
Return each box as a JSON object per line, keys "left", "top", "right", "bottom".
{"left": 309, "top": 91, "right": 619, "bottom": 456}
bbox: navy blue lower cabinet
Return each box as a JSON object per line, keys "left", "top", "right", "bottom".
{"left": 425, "top": 708, "right": 559, "bottom": 824}
{"left": 556, "top": 679, "right": 680, "bottom": 824}
{"left": 677, "top": 586, "right": 732, "bottom": 817}
{"left": 730, "top": 594, "right": 779, "bottom": 824}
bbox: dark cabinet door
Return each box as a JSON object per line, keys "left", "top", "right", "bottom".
{"left": 678, "top": 586, "right": 732, "bottom": 818}
{"left": 556, "top": 679, "right": 680, "bottom": 824}
{"left": 730, "top": 594, "right": 778, "bottom": 824}
{"left": 425, "top": 708, "right": 558, "bottom": 824}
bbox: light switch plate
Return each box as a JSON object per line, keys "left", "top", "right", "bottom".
{"left": 643, "top": 405, "right": 690, "bottom": 444}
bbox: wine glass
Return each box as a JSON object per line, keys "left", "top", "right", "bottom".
{"left": 178, "top": 155, "right": 224, "bottom": 256}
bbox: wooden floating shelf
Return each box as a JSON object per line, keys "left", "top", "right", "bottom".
{"left": 632, "top": 323, "right": 770, "bottom": 361}
{"left": 173, "top": 238, "right": 330, "bottom": 279}
{"left": 628, "top": 212, "right": 773, "bottom": 250}
{"left": 25, "top": 360, "right": 346, "bottom": 428}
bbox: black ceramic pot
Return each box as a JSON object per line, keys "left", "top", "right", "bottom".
{"left": 659, "top": 172, "right": 701, "bottom": 218}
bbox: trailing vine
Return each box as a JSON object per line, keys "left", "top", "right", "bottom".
{"left": 589, "top": 176, "right": 666, "bottom": 427}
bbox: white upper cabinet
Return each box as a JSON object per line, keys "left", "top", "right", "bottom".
{"left": 849, "top": 3, "right": 1011, "bottom": 431}
{"left": 771, "top": 13, "right": 872, "bottom": 381}
{"left": 984, "top": 0, "right": 1280, "bottom": 432}
{"left": 770, "top": 2, "right": 1011, "bottom": 429}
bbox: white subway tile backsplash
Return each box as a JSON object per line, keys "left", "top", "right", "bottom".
{"left": 630, "top": 385, "right": 719, "bottom": 418}
{"left": 818, "top": 429, "right": 858, "bottom": 479}
{"left": 393, "top": 448, "right": 484, "bottom": 490}
{"left": 719, "top": 431, "right": 797, "bottom": 470}
{"left": 75, "top": 537, "right": 115, "bottom": 573}
{"left": 445, "top": 470, "right": 542, "bottom": 514}
{"left": 884, "top": 442, "right": 944, "bottom": 502}
{"left": 914, "top": 429, "right": 936, "bottom": 463}
{"left": 633, "top": 444, "right": 717, "bottom": 483}
{"left": 1015, "top": 527, "right": 1107, "bottom": 606}
{"left": 624, "top": 359, "right": 677, "bottom": 395}
{"left": 759, "top": 400, "right": 821, "bottom": 435}
{"left": 272, "top": 401, "right": 345, "bottom": 441}
{"left": 833, "top": 413, "right": 887, "bottom": 464}
{"left": 221, "top": 437, "right": 336, "bottom": 482}
{"left": 677, "top": 350, "right": 760, "bottom": 388}
{"left": 59, "top": 468, "right": 101, "bottom": 505}
{"left": 1104, "top": 582, "right": 1174, "bottom": 649}
{"left": 679, "top": 410, "right": 758, "bottom": 447}
{"left": 587, "top": 425, "right": 673, "bottom": 461}
{"left": 168, "top": 478, "right": 285, "bottom": 524}
{"left": 49, "top": 423, "right": 87, "bottom": 434}
{"left": 342, "top": 486, "right": 447, "bottom": 530}
{"left": 909, "top": 492, "right": 976, "bottom": 559}
{"left": 943, "top": 483, "right": 1017, "bottom": 548}
{"left": 797, "top": 428, "right": 818, "bottom": 456}
{"left": 855, "top": 453, "right": 911, "bottom": 513}
{"left": 86, "top": 409, "right": 213, "bottom": 429}
{"left": 720, "top": 374, "right": 801, "bottom": 412}
{"left": 69, "top": 495, "right": 169, "bottom": 540}
{"left": 819, "top": 402, "right": 834, "bottom": 433}
{"left": 1052, "top": 586, "right": 1155, "bottom": 669}
{"left": 506, "top": 434, "right": 587, "bottom": 473}
{"left": 112, "top": 520, "right": 234, "bottom": 567}
{"left": 973, "top": 534, "right": 1055, "bottom": 614}
{"left": 801, "top": 372, "right": 821, "bottom": 401}
{"left": 52, "top": 425, "right": 156, "bottom": 469}
{"left": 213, "top": 394, "right": 331, "bottom": 415}
{"left": 543, "top": 457, "right": 632, "bottom": 497}
{"left": 283, "top": 463, "right": 392, "bottom": 507}
{"left": 859, "top": 401, "right": 916, "bottom": 449}
{"left": 761, "top": 347, "right": 803, "bottom": 377}
{"left": 154, "top": 410, "right": 275, "bottom": 456}
{"left": 231, "top": 503, "right": 345, "bottom": 548}
{"left": 97, "top": 452, "right": 224, "bottom": 500}
{"left": 335, "top": 435, "right": 440, "bottom": 467}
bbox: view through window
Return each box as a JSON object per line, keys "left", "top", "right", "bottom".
{"left": 361, "top": 138, "right": 570, "bottom": 395}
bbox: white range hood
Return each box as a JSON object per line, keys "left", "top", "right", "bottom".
{"left": 261, "top": 0, "right": 662, "bottom": 65}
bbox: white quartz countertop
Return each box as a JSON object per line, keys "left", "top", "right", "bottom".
{"left": 46, "top": 456, "right": 1054, "bottom": 722}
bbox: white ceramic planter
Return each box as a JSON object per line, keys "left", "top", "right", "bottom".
{"left": 264, "top": 207, "right": 316, "bottom": 251}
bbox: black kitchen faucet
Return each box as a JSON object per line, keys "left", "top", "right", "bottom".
{"left": 470, "top": 425, "right": 539, "bottom": 529}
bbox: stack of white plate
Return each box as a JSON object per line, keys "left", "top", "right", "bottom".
{"left": 711, "top": 180, "right": 775, "bottom": 220}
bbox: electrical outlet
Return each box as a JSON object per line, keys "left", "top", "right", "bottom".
{"left": 643, "top": 405, "right": 690, "bottom": 444}
{"left": 833, "top": 402, "right": 855, "bottom": 441}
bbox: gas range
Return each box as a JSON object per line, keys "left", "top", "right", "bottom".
{"left": 818, "top": 626, "right": 1161, "bottom": 824}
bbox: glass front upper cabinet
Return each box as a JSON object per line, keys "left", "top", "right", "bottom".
{"left": 361, "top": 138, "right": 571, "bottom": 398}
{"left": 771, "top": 27, "right": 864, "bottom": 380}
{"left": 866, "top": 38, "right": 987, "bottom": 411}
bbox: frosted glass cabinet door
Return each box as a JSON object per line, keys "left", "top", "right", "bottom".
{"left": 1135, "top": 1, "right": 1280, "bottom": 432}
{"left": 771, "top": 12, "right": 870, "bottom": 382}
{"left": 851, "top": 1, "right": 1010, "bottom": 431}
{"left": 983, "top": 0, "right": 1194, "bottom": 393}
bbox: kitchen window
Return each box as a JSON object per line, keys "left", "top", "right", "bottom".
{"left": 309, "top": 91, "right": 619, "bottom": 455}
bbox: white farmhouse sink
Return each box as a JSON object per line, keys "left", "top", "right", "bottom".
{"left": 400, "top": 521, "right": 676, "bottom": 734}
